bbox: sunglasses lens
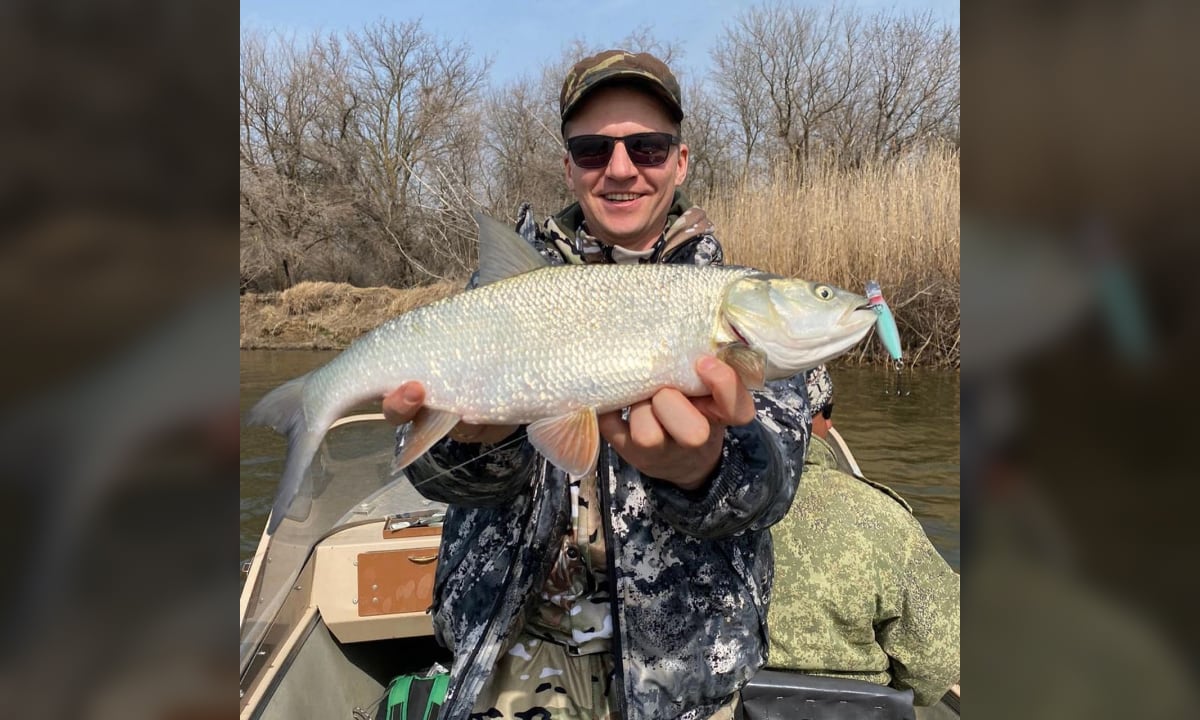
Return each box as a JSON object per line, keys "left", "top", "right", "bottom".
{"left": 569, "top": 137, "right": 614, "bottom": 169}
{"left": 625, "top": 134, "right": 672, "bottom": 165}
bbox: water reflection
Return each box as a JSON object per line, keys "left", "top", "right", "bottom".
{"left": 830, "top": 367, "right": 961, "bottom": 570}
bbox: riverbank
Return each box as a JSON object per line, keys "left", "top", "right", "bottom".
{"left": 239, "top": 280, "right": 465, "bottom": 350}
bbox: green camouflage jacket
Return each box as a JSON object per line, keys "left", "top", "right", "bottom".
{"left": 766, "top": 434, "right": 960, "bottom": 706}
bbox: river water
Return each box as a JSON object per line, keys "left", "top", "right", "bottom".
{"left": 240, "top": 350, "right": 960, "bottom": 570}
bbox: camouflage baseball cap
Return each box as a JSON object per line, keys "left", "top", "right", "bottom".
{"left": 805, "top": 365, "right": 834, "bottom": 413}
{"left": 560, "top": 49, "right": 683, "bottom": 130}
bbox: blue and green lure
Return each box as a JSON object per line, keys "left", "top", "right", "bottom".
{"left": 866, "top": 280, "right": 905, "bottom": 395}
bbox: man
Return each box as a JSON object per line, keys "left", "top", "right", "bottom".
{"left": 767, "top": 366, "right": 961, "bottom": 708}
{"left": 381, "top": 50, "right": 812, "bottom": 719}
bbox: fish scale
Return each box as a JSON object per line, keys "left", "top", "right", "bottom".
{"left": 306, "top": 263, "right": 755, "bottom": 425}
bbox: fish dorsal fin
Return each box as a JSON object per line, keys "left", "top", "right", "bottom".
{"left": 392, "top": 408, "right": 462, "bottom": 473}
{"left": 717, "top": 343, "right": 767, "bottom": 390}
{"left": 474, "top": 212, "right": 550, "bottom": 286}
{"left": 527, "top": 408, "right": 599, "bottom": 476}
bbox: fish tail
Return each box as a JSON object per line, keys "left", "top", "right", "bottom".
{"left": 246, "top": 373, "right": 324, "bottom": 534}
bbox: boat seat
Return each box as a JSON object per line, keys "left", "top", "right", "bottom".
{"left": 740, "top": 669, "right": 915, "bottom": 720}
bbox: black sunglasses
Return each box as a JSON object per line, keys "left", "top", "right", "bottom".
{"left": 565, "top": 132, "right": 681, "bottom": 169}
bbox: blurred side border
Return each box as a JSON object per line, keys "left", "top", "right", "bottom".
{"left": 0, "top": 1, "right": 238, "bottom": 718}
{"left": 964, "top": 1, "right": 1200, "bottom": 718}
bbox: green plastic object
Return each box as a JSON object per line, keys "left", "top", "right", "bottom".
{"left": 385, "top": 672, "right": 449, "bottom": 720}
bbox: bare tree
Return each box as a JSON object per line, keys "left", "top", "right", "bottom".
{"left": 712, "top": 2, "right": 862, "bottom": 172}
{"left": 813, "top": 11, "right": 872, "bottom": 169}
{"left": 239, "top": 21, "right": 491, "bottom": 290}
{"left": 709, "top": 2, "right": 958, "bottom": 175}
{"left": 240, "top": 29, "right": 357, "bottom": 290}
{"left": 482, "top": 75, "right": 570, "bottom": 219}
{"left": 343, "top": 19, "right": 490, "bottom": 283}
{"left": 860, "top": 10, "right": 960, "bottom": 161}
{"left": 681, "top": 79, "right": 738, "bottom": 198}
{"left": 709, "top": 32, "right": 769, "bottom": 182}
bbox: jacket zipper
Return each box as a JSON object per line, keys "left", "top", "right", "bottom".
{"left": 597, "top": 445, "right": 631, "bottom": 719}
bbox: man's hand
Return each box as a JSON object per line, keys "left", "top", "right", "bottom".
{"left": 598, "top": 356, "right": 757, "bottom": 492}
{"left": 382, "top": 381, "right": 518, "bottom": 444}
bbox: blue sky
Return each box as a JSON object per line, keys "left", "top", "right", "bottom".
{"left": 242, "top": 0, "right": 959, "bottom": 87}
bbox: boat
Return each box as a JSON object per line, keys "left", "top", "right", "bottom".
{"left": 239, "top": 413, "right": 959, "bottom": 719}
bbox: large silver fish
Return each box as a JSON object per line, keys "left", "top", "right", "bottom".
{"left": 248, "top": 214, "right": 877, "bottom": 532}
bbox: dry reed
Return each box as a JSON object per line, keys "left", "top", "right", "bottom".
{"left": 698, "top": 147, "right": 960, "bottom": 367}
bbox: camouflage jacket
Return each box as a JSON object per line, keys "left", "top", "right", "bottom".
{"left": 766, "top": 434, "right": 961, "bottom": 706}
{"left": 405, "top": 193, "right": 812, "bottom": 719}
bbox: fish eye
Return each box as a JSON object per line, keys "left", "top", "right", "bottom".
{"left": 815, "top": 285, "right": 834, "bottom": 301}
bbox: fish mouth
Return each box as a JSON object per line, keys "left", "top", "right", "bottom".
{"left": 728, "top": 321, "right": 751, "bottom": 346}
{"left": 843, "top": 304, "right": 878, "bottom": 329}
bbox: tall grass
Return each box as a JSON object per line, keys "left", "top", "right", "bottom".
{"left": 697, "top": 147, "right": 960, "bottom": 367}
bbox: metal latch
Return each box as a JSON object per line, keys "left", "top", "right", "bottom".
{"left": 385, "top": 508, "right": 445, "bottom": 532}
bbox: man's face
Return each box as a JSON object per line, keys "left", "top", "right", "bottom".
{"left": 563, "top": 85, "right": 689, "bottom": 251}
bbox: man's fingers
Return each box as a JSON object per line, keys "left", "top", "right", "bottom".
{"left": 382, "top": 381, "right": 425, "bottom": 425}
{"left": 599, "top": 396, "right": 722, "bottom": 486}
{"left": 651, "top": 389, "right": 711, "bottom": 448}
{"left": 598, "top": 410, "right": 631, "bottom": 451}
{"left": 696, "top": 357, "right": 756, "bottom": 425}
{"left": 627, "top": 401, "right": 667, "bottom": 451}
{"left": 599, "top": 402, "right": 667, "bottom": 455}
{"left": 689, "top": 396, "right": 727, "bottom": 425}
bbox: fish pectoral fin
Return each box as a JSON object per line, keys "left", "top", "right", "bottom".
{"left": 527, "top": 408, "right": 599, "bottom": 476}
{"left": 717, "top": 343, "right": 767, "bottom": 390}
{"left": 392, "top": 408, "right": 462, "bottom": 472}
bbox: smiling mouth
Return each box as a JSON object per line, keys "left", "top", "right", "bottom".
{"left": 603, "top": 193, "right": 640, "bottom": 202}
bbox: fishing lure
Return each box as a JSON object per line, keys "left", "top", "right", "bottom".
{"left": 866, "top": 280, "right": 906, "bottom": 396}
{"left": 865, "top": 280, "right": 903, "bottom": 362}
